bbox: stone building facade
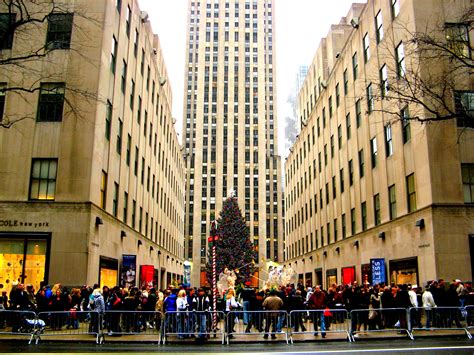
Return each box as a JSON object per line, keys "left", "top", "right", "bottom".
{"left": 0, "top": 0, "right": 185, "bottom": 292}
{"left": 285, "top": 0, "right": 474, "bottom": 288}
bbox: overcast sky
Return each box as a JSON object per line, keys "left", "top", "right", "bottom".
{"left": 138, "top": 0, "right": 366, "bottom": 157}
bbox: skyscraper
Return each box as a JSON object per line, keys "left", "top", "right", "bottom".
{"left": 182, "top": 0, "right": 283, "bottom": 286}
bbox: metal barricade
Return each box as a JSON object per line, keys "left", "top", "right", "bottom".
{"left": 409, "top": 306, "right": 471, "bottom": 339}
{"left": 0, "top": 310, "right": 39, "bottom": 344}
{"left": 350, "top": 307, "right": 413, "bottom": 341}
{"left": 36, "top": 311, "right": 103, "bottom": 344}
{"left": 225, "top": 310, "right": 289, "bottom": 344}
{"left": 102, "top": 310, "right": 162, "bottom": 343}
{"left": 465, "top": 305, "right": 474, "bottom": 337}
{"left": 289, "top": 309, "right": 351, "bottom": 343}
{"left": 162, "top": 311, "right": 225, "bottom": 344}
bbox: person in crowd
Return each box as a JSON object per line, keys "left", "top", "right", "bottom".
{"left": 155, "top": 291, "right": 164, "bottom": 332}
{"left": 176, "top": 289, "right": 188, "bottom": 338}
{"left": 193, "top": 288, "right": 210, "bottom": 339}
{"left": 422, "top": 283, "right": 437, "bottom": 328}
{"left": 262, "top": 289, "right": 283, "bottom": 339}
{"left": 225, "top": 288, "right": 241, "bottom": 339}
{"left": 287, "top": 289, "right": 306, "bottom": 332}
{"left": 307, "top": 286, "right": 327, "bottom": 338}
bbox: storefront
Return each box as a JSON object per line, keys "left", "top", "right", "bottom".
{"left": 361, "top": 263, "right": 371, "bottom": 285}
{"left": 389, "top": 257, "right": 418, "bottom": 285}
{"left": 305, "top": 272, "right": 312, "bottom": 287}
{"left": 99, "top": 256, "right": 118, "bottom": 288}
{"left": 326, "top": 268, "right": 337, "bottom": 287}
{"left": 0, "top": 233, "right": 50, "bottom": 295}
{"left": 341, "top": 266, "right": 356, "bottom": 285}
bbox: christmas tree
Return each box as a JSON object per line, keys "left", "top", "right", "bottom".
{"left": 206, "top": 196, "right": 256, "bottom": 286}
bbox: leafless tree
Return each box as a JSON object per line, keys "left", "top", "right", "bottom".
{"left": 0, "top": 0, "right": 102, "bottom": 128}
{"left": 369, "top": 5, "right": 473, "bottom": 127}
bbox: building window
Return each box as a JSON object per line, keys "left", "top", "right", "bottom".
{"left": 343, "top": 69, "right": 348, "bottom": 95}
{"left": 349, "top": 159, "right": 354, "bottom": 186}
{"left": 105, "top": 101, "right": 112, "bottom": 140}
{"left": 363, "top": 33, "right": 370, "bottom": 62}
{"left": 367, "top": 83, "right": 374, "bottom": 113}
{"left": 391, "top": 0, "right": 400, "bottom": 19}
{"left": 375, "top": 10, "right": 384, "bottom": 43}
{"left": 29, "top": 159, "right": 58, "bottom": 200}
{"left": 396, "top": 42, "right": 405, "bottom": 78}
{"left": 374, "top": 194, "right": 381, "bottom": 225}
{"left": 121, "top": 60, "right": 127, "bottom": 93}
{"left": 112, "top": 182, "right": 119, "bottom": 217}
{"left": 389, "top": 184, "right": 396, "bottom": 220}
{"left": 350, "top": 208, "right": 356, "bottom": 235}
{"left": 116, "top": 0, "right": 122, "bottom": 13}
{"left": 46, "top": 13, "right": 73, "bottom": 49}
{"left": 401, "top": 107, "right": 411, "bottom": 143}
{"left": 454, "top": 91, "right": 474, "bottom": 128}
{"left": 446, "top": 24, "right": 471, "bottom": 58}
{"left": 123, "top": 192, "right": 128, "bottom": 223}
{"left": 462, "top": 164, "right": 474, "bottom": 203}
{"left": 111, "top": 36, "right": 117, "bottom": 74}
{"left": 37, "top": 83, "right": 65, "bottom": 122}
{"left": 361, "top": 202, "right": 367, "bottom": 231}
{"left": 359, "top": 149, "right": 365, "bottom": 178}
{"left": 356, "top": 99, "right": 361, "bottom": 127}
{"left": 0, "top": 83, "right": 5, "bottom": 122}
{"left": 126, "top": 5, "right": 132, "bottom": 37}
{"left": 0, "top": 13, "right": 16, "bottom": 50}
{"left": 346, "top": 113, "right": 351, "bottom": 139}
{"left": 380, "top": 64, "right": 388, "bottom": 98}
{"left": 385, "top": 124, "right": 393, "bottom": 156}
{"left": 406, "top": 173, "right": 416, "bottom": 212}
{"left": 116, "top": 119, "right": 123, "bottom": 155}
{"left": 100, "top": 171, "right": 107, "bottom": 209}
{"left": 370, "top": 137, "right": 377, "bottom": 168}
{"left": 352, "top": 52, "right": 358, "bottom": 80}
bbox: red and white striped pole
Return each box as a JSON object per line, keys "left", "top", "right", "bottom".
{"left": 209, "top": 220, "right": 218, "bottom": 333}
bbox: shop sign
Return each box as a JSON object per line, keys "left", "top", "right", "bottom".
{"left": 0, "top": 219, "right": 49, "bottom": 228}
{"left": 371, "top": 258, "right": 386, "bottom": 285}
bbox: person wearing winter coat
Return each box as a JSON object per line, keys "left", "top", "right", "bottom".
{"left": 287, "top": 290, "right": 306, "bottom": 332}
{"left": 422, "top": 284, "right": 437, "bottom": 328}
{"left": 176, "top": 289, "right": 189, "bottom": 338}
{"left": 225, "top": 288, "right": 241, "bottom": 338}
{"left": 307, "top": 286, "right": 327, "bottom": 338}
{"left": 193, "top": 288, "right": 210, "bottom": 339}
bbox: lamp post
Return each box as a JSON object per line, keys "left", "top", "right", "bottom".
{"left": 208, "top": 220, "right": 219, "bottom": 333}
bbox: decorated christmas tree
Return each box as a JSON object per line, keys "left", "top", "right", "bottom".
{"left": 206, "top": 196, "right": 256, "bottom": 286}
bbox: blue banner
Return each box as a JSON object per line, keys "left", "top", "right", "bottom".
{"left": 120, "top": 254, "right": 137, "bottom": 289}
{"left": 370, "top": 258, "right": 386, "bottom": 286}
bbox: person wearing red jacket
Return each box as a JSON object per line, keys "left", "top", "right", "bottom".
{"left": 307, "top": 286, "right": 327, "bottom": 338}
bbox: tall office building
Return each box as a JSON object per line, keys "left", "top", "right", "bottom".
{"left": 0, "top": 0, "right": 185, "bottom": 292}
{"left": 285, "top": 0, "right": 474, "bottom": 288}
{"left": 183, "top": 0, "right": 283, "bottom": 286}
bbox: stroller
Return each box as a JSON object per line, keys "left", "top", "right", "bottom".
{"left": 19, "top": 317, "right": 46, "bottom": 334}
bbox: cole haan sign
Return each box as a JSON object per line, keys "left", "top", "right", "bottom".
{"left": 0, "top": 219, "right": 49, "bottom": 228}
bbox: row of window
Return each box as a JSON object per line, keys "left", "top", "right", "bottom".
{"left": 0, "top": 12, "right": 73, "bottom": 51}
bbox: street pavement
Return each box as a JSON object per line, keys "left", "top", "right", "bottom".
{"left": 0, "top": 337, "right": 473, "bottom": 354}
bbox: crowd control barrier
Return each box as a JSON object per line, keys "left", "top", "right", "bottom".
{"left": 36, "top": 311, "right": 103, "bottom": 344}
{"left": 288, "top": 309, "right": 351, "bottom": 343}
{"left": 409, "top": 306, "right": 472, "bottom": 340}
{"left": 225, "top": 310, "right": 289, "bottom": 344}
{"left": 103, "top": 310, "right": 162, "bottom": 343}
{"left": 3, "top": 306, "right": 474, "bottom": 345}
{"left": 350, "top": 307, "right": 413, "bottom": 341}
{"left": 0, "top": 310, "right": 40, "bottom": 344}
{"left": 162, "top": 311, "right": 225, "bottom": 344}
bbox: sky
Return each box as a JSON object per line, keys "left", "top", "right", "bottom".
{"left": 138, "top": 0, "right": 365, "bottom": 157}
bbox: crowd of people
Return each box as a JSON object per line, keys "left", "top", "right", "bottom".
{"left": 1, "top": 278, "right": 474, "bottom": 338}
